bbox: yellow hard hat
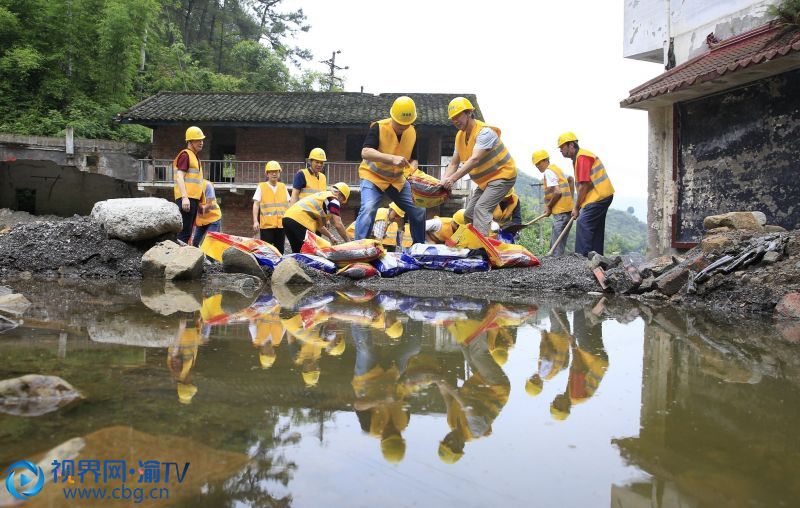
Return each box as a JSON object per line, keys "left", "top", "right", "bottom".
{"left": 447, "top": 97, "right": 475, "bottom": 119}
{"left": 328, "top": 338, "right": 346, "bottom": 356}
{"left": 259, "top": 352, "right": 276, "bottom": 369}
{"left": 308, "top": 147, "right": 327, "bottom": 162}
{"left": 525, "top": 377, "right": 543, "bottom": 396}
{"left": 177, "top": 382, "right": 197, "bottom": 404}
{"left": 385, "top": 321, "right": 404, "bottom": 339}
{"left": 380, "top": 434, "right": 406, "bottom": 464}
{"left": 532, "top": 150, "right": 550, "bottom": 165}
{"left": 388, "top": 202, "right": 405, "bottom": 218}
{"left": 489, "top": 346, "right": 509, "bottom": 366}
{"left": 452, "top": 209, "right": 466, "bottom": 226}
{"left": 390, "top": 96, "right": 417, "bottom": 126}
{"left": 438, "top": 441, "right": 464, "bottom": 464}
{"left": 185, "top": 126, "right": 206, "bottom": 141}
{"left": 550, "top": 403, "right": 569, "bottom": 421}
{"left": 333, "top": 182, "right": 350, "bottom": 203}
{"left": 264, "top": 160, "right": 282, "bottom": 173}
{"left": 302, "top": 370, "right": 320, "bottom": 387}
{"left": 557, "top": 132, "right": 578, "bottom": 148}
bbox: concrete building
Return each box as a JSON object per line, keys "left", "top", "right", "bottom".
{"left": 119, "top": 92, "right": 475, "bottom": 235}
{"left": 622, "top": 0, "right": 800, "bottom": 255}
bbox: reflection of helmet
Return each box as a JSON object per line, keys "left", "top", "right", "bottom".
{"left": 185, "top": 126, "right": 205, "bottom": 141}
{"left": 308, "top": 147, "right": 327, "bottom": 162}
{"left": 557, "top": 132, "right": 578, "bottom": 147}
{"left": 489, "top": 346, "right": 509, "bottom": 366}
{"left": 177, "top": 383, "right": 197, "bottom": 404}
{"left": 385, "top": 321, "right": 404, "bottom": 339}
{"left": 332, "top": 182, "right": 350, "bottom": 203}
{"left": 381, "top": 434, "right": 406, "bottom": 464}
{"left": 532, "top": 150, "right": 549, "bottom": 165}
{"left": 328, "top": 339, "right": 346, "bottom": 356}
{"left": 264, "top": 160, "right": 282, "bottom": 173}
{"left": 390, "top": 96, "right": 417, "bottom": 126}
{"left": 447, "top": 97, "right": 474, "bottom": 119}
{"left": 525, "top": 376, "right": 543, "bottom": 396}
{"left": 388, "top": 202, "right": 405, "bottom": 218}
{"left": 259, "top": 352, "right": 276, "bottom": 369}
{"left": 438, "top": 441, "right": 464, "bottom": 464}
{"left": 550, "top": 405, "right": 569, "bottom": 421}
{"left": 302, "top": 370, "right": 320, "bottom": 387}
{"left": 452, "top": 209, "right": 466, "bottom": 226}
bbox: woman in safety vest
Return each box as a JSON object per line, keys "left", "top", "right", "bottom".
{"left": 173, "top": 126, "right": 206, "bottom": 243}
{"left": 441, "top": 97, "right": 518, "bottom": 236}
{"left": 192, "top": 179, "right": 222, "bottom": 247}
{"left": 290, "top": 148, "right": 328, "bottom": 206}
{"left": 282, "top": 183, "right": 351, "bottom": 253}
{"left": 252, "top": 161, "right": 290, "bottom": 254}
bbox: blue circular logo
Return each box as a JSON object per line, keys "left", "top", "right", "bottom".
{"left": 5, "top": 460, "right": 45, "bottom": 500}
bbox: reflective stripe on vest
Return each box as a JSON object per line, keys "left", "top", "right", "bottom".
{"left": 358, "top": 118, "right": 416, "bottom": 191}
{"left": 575, "top": 149, "right": 614, "bottom": 208}
{"left": 455, "top": 120, "right": 517, "bottom": 189}
{"left": 284, "top": 191, "right": 333, "bottom": 231}
{"left": 258, "top": 182, "right": 288, "bottom": 229}
{"left": 173, "top": 149, "right": 204, "bottom": 199}
{"left": 196, "top": 181, "right": 222, "bottom": 226}
{"left": 543, "top": 164, "right": 575, "bottom": 215}
{"left": 298, "top": 168, "right": 327, "bottom": 198}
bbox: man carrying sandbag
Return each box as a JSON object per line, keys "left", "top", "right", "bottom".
{"left": 283, "top": 183, "right": 351, "bottom": 253}
{"left": 354, "top": 96, "right": 426, "bottom": 245}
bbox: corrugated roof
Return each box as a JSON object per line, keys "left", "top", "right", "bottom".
{"left": 623, "top": 22, "right": 800, "bottom": 107}
{"left": 118, "top": 92, "right": 482, "bottom": 127}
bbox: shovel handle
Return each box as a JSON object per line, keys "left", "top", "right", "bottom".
{"left": 546, "top": 217, "right": 575, "bottom": 256}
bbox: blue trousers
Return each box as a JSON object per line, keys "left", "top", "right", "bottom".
{"left": 192, "top": 220, "right": 221, "bottom": 247}
{"left": 575, "top": 195, "right": 613, "bottom": 256}
{"left": 354, "top": 179, "right": 426, "bottom": 245}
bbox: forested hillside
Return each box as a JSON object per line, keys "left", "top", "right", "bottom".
{"left": 0, "top": 0, "right": 325, "bottom": 142}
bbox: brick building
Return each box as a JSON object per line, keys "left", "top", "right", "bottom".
{"left": 120, "top": 92, "right": 478, "bottom": 236}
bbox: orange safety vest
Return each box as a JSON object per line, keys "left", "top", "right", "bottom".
{"left": 429, "top": 217, "right": 456, "bottom": 243}
{"left": 543, "top": 164, "right": 575, "bottom": 215}
{"left": 172, "top": 149, "right": 204, "bottom": 200}
{"left": 298, "top": 168, "right": 328, "bottom": 199}
{"left": 284, "top": 191, "right": 334, "bottom": 231}
{"left": 574, "top": 149, "right": 614, "bottom": 208}
{"left": 196, "top": 180, "right": 222, "bottom": 226}
{"left": 358, "top": 118, "right": 416, "bottom": 191}
{"left": 257, "top": 182, "right": 288, "bottom": 229}
{"left": 455, "top": 120, "right": 517, "bottom": 189}
{"left": 492, "top": 189, "right": 519, "bottom": 225}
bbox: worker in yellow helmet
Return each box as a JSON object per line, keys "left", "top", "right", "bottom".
{"left": 252, "top": 161, "right": 291, "bottom": 253}
{"left": 425, "top": 209, "right": 464, "bottom": 244}
{"left": 346, "top": 202, "right": 409, "bottom": 250}
{"left": 290, "top": 148, "right": 328, "bottom": 206}
{"left": 355, "top": 96, "right": 427, "bottom": 246}
{"left": 192, "top": 179, "right": 222, "bottom": 247}
{"left": 173, "top": 126, "right": 206, "bottom": 243}
{"left": 493, "top": 188, "right": 523, "bottom": 243}
{"left": 533, "top": 149, "right": 575, "bottom": 256}
{"left": 283, "top": 182, "right": 350, "bottom": 253}
{"left": 441, "top": 97, "right": 517, "bottom": 236}
{"left": 557, "top": 132, "right": 615, "bottom": 256}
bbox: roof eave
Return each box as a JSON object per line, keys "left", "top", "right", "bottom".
{"left": 117, "top": 118, "right": 454, "bottom": 130}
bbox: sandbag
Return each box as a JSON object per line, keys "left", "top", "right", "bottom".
{"left": 301, "top": 231, "right": 385, "bottom": 266}
{"left": 200, "top": 232, "right": 282, "bottom": 267}
{"left": 283, "top": 253, "right": 337, "bottom": 274}
{"left": 407, "top": 243, "right": 471, "bottom": 260}
{"left": 337, "top": 263, "right": 379, "bottom": 280}
{"left": 371, "top": 252, "right": 420, "bottom": 278}
{"left": 407, "top": 170, "right": 450, "bottom": 208}
{"left": 451, "top": 224, "right": 540, "bottom": 268}
{"left": 414, "top": 256, "right": 490, "bottom": 274}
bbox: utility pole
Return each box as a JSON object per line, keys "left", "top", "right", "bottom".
{"left": 320, "top": 50, "right": 348, "bottom": 91}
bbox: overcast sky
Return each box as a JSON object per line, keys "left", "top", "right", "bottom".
{"left": 284, "top": 0, "right": 661, "bottom": 220}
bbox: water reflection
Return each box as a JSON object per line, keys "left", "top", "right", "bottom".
{"left": 1, "top": 281, "right": 799, "bottom": 506}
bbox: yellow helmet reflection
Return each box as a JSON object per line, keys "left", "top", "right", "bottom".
{"left": 438, "top": 441, "right": 464, "bottom": 464}
{"left": 302, "top": 370, "right": 321, "bottom": 387}
{"left": 177, "top": 382, "right": 197, "bottom": 404}
{"left": 380, "top": 434, "right": 406, "bottom": 464}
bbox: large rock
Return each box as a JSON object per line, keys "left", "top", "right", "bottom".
{"left": 222, "top": 247, "right": 267, "bottom": 279}
{"left": 91, "top": 197, "right": 182, "bottom": 242}
{"left": 142, "top": 240, "right": 204, "bottom": 280}
{"left": 0, "top": 374, "right": 83, "bottom": 417}
{"left": 271, "top": 257, "right": 313, "bottom": 286}
{"left": 703, "top": 211, "right": 764, "bottom": 232}
{"left": 775, "top": 292, "right": 800, "bottom": 319}
{"left": 701, "top": 234, "right": 735, "bottom": 254}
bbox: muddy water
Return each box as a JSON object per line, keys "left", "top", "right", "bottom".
{"left": 1, "top": 281, "right": 799, "bottom": 507}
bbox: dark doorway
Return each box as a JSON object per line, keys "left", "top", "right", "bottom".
{"left": 210, "top": 128, "right": 237, "bottom": 183}
{"left": 16, "top": 189, "right": 35, "bottom": 214}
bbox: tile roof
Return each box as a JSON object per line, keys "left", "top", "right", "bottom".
{"left": 118, "top": 92, "right": 482, "bottom": 128}
{"left": 623, "top": 22, "right": 800, "bottom": 107}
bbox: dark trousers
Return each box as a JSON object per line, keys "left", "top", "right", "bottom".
{"left": 260, "top": 227, "right": 286, "bottom": 254}
{"left": 283, "top": 217, "right": 309, "bottom": 253}
{"left": 575, "top": 195, "right": 613, "bottom": 256}
{"left": 176, "top": 198, "right": 200, "bottom": 243}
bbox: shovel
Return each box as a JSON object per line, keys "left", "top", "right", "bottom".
{"left": 500, "top": 213, "right": 548, "bottom": 235}
{"left": 546, "top": 217, "right": 575, "bottom": 256}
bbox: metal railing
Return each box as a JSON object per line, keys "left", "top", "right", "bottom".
{"left": 137, "top": 159, "right": 472, "bottom": 195}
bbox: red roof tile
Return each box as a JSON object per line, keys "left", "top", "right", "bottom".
{"left": 623, "top": 22, "right": 800, "bottom": 107}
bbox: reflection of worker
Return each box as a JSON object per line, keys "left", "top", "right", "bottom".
{"left": 550, "top": 310, "right": 609, "bottom": 420}
{"left": 425, "top": 209, "right": 465, "bottom": 244}
{"left": 249, "top": 303, "right": 286, "bottom": 370}
{"left": 526, "top": 309, "right": 571, "bottom": 397}
{"left": 282, "top": 313, "right": 339, "bottom": 387}
{"left": 168, "top": 316, "right": 204, "bottom": 404}
{"left": 352, "top": 323, "right": 422, "bottom": 464}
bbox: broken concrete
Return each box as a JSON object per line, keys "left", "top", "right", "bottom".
{"left": 142, "top": 241, "right": 204, "bottom": 280}
{"left": 222, "top": 247, "right": 267, "bottom": 279}
{"left": 91, "top": 197, "right": 182, "bottom": 242}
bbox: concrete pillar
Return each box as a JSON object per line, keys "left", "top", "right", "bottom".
{"left": 647, "top": 105, "right": 676, "bottom": 257}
